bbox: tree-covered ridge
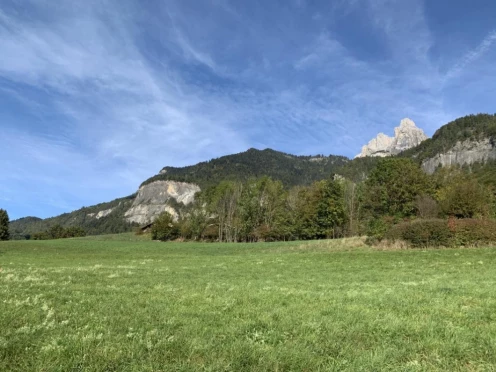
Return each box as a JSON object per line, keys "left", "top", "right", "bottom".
{"left": 333, "top": 157, "right": 381, "bottom": 183}
{"left": 141, "top": 148, "right": 350, "bottom": 189}
{"left": 9, "top": 194, "right": 138, "bottom": 239}
{"left": 401, "top": 114, "right": 496, "bottom": 162}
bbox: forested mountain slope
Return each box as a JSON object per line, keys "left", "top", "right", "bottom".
{"left": 143, "top": 148, "right": 350, "bottom": 189}
{"left": 9, "top": 195, "right": 137, "bottom": 239}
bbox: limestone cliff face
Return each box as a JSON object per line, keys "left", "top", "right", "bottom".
{"left": 356, "top": 118, "right": 428, "bottom": 158}
{"left": 422, "top": 138, "right": 496, "bottom": 174}
{"left": 124, "top": 181, "right": 201, "bottom": 225}
{"left": 87, "top": 208, "right": 114, "bottom": 219}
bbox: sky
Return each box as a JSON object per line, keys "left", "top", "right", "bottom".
{"left": 1, "top": 0, "right": 496, "bottom": 220}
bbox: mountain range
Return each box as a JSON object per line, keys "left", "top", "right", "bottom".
{"left": 9, "top": 114, "right": 496, "bottom": 238}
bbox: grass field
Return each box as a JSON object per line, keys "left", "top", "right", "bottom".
{"left": 1, "top": 237, "right": 496, "bottom": 371}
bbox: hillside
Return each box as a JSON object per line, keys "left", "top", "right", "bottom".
{"left": 142, "top": 148, "right": 350, "bottom": 189}
{"left": 401, "top": 114, "right": 496, "bottom": 162}
{"left": 9, "top": 195, "right": 137, "bottom": 239}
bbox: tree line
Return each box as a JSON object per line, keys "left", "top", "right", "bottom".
{"left": 151, "top": 158, "right": 495, "bottom": 243}
{"left": 32, "top": 225, "right": 86, "bottom": 240}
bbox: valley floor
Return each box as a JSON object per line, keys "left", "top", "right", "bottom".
{"left": 1, "top": 237, "right": 496, "bottom": 371}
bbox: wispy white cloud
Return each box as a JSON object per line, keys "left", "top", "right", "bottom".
{"left": 164, "top": 8, "right": 218, "bottom": 71}
{"left": 0, "top": 0, "right": 251, "bottom": 217}
{"left": 444, "top": 30, "right": 496, "bottom": 81}
{"left": 1, "top": 0, "right": 494, "bottom": 219}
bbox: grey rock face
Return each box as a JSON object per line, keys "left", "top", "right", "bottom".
{"left": 422, "top": 138, "right": 496, "bottom": 174}
{"left": 95, "top": 208, "right": 114, "bottom": 219}
{"left": 356, "top": 118, "right": 428, "bottom": 158}
{"left": 125, "top": 181, "right": 201, "bottom": 225}
{"left": 87, "top": 208, "right": 114, "bottom": 219}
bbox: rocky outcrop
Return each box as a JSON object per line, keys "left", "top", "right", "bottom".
{"left": 124, "top": 181, "right": 200, "bottom": 225}
{"left": 95, "top": 208, "right": 114, "bottom": 219}
{"left": 422, "top": 138, "right": 496, "bottom": 174}
{"left": 87, "top": 208, "right": 114, "bottom": 219}
{"left": 357, "top": 133, "right": 394, "bottom": 158}
{"left": 356, "top": 118, "right": 428, "bottom": 158}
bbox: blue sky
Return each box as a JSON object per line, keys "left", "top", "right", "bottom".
{"left": 1, "top": 0, "right": 496, "bottom": 219}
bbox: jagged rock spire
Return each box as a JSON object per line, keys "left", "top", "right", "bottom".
{"left": 355, "top": 118, "right": 428, "bottom": 158}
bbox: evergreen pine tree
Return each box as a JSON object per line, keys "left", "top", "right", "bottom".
{"left": 0, "top": 209, "right": 10, "bottom": 241}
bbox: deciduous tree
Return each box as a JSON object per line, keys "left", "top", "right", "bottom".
{"left": 364, "top": 158, "right": 432, "bottom": 218}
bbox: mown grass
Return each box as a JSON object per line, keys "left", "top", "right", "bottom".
{"left": 1, "top": 237, "right": 496, "bottom": 371}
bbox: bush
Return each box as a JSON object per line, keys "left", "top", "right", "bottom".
{"left": 449, "top": 218, "right": 496, "bottom": 246}
{"left": 151, "top": 212, "right": 180, "bottom": 241}
{"left": 63, "top": 226, "right": 86, "bottom": 238}
{"left": 385, "top": 219, "right": 453, "bottom": 248}
{"left": 366, "top": 216, "right": 398, "bottom": 243}
{"left": 383, "top": 218, "right": 496, "bottom": 248}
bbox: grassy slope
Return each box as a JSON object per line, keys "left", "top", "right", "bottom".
{"left": 1, "top": 238, "right": 496, "bottom": 371}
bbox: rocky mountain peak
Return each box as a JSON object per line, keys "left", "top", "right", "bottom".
{"left": 355, "top": 118, "right": 428, "bottom": 158}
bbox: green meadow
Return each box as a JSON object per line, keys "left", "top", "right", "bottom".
{"left": 1, "top": 236, "right": 496, "bottom": 371}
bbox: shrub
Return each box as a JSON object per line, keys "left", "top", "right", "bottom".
{"left": 151, "top": 212, "right": 180, "bottom": 241}
{"left": 365, "top": 216, "right": 398, "bottom": 243}
{"left": 202, "top": 224, "right": 219, "bottom": 242}
{"left": 438, "top": 177, "right": 493, "bottom": 218}
{"left": 385, "top": 219, "right": 453, "bottom": 248}
{"left": 383, "top": 218, "right": 496, "bottom": 248}
{"left": 63, "top": 226, "right": 86, "bottom": 238}
{"left": 450, "top": 218, "right": 496, "bottom": 246}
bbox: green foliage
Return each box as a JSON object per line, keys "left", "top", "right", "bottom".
{"left": 0, "top": 209, "right": 10, "bottom": 241}
{"left": 449, "top": 218, "right": 496, "bottom": 247}
{"left": 48, "top": 224, "right": 66, "bottom": 239}
{"left": 383, "top": 218, "right": 496, "bottom": 248}
{"left": 151, "top": 212, "right": 180, "bottom": 241}
{"left": 386, "top": 219, "right": 453, "bottom": 248}
{"left": 63, "top": 226, "right": 87, "bottom": 238}
{"left": 315, "top": 179, "right": 346, "bottom": 238}
{"left": 32, "top": 225, "right": 86, "bottom": 240}
{"left": 186, "top": 177, "right": 349, "bottom": 242}
{"left": 471, "top": 159, "right": 496, "bottom": 187}
{"left": 364, "top": 158, "right": 432, "bottom": 218}
{"left": 365, "top": 216, "right": 398, "bottom": 243}
{"left": 334, "top": 157, "right": 380, "bottom": 182}
{"left": 181, "top": 200, "right": 210, "bottom": 241}
{"left": 436, "top": 173, "right": 493, "bottom": 218}
{"left": 141, "top": 148, "right": 349, "bottom": 189}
